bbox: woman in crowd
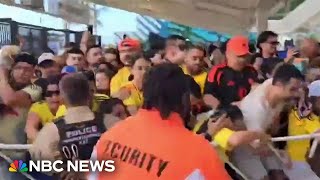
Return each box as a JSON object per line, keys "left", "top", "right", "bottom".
{"left": 103, "top": 47, "right": 122, "bottom": 70}
{"left": 91, "top": 69, "right": 116, "bottom": 112}
{"left": 95, "top": 68, "right": 115, "bottom": 96}
{"left": 25, "top": 75, "right": 62, "bottom": 142}
{"left": 113, "top": 53, "right": 151, "bottom": 115}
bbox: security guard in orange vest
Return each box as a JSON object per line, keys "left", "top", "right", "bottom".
{"left": 90, "top": 64, "right": 231, "bottom": 180}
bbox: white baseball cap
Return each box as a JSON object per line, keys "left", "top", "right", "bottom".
{"left": 38, "top": 53, "right": 54, "bottom": 64}
{"left": 308, "top": 80, "right": 320, "bottom": 97}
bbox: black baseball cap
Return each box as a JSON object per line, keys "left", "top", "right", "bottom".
{"left": 14, "top": 53, "right": 37, "bottom": 66}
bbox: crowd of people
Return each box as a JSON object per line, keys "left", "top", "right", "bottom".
{"left": 1, "top": 30, "right": 320, "bottom": 180}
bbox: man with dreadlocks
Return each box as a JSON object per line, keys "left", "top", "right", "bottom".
{"left": 89, "top": 63, "right": 231, "bottom": 180}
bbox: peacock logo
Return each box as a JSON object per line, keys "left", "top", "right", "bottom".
{"left": 8, "top": 160, "right": 28, "bottom": 172}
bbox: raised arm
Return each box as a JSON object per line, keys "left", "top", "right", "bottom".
{"left": 25, "top": 111, "right": 42, "bottom": 143}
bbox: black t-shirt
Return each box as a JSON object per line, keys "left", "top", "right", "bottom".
{"left": 204, "top": 64, "right": 258, "bottom": 106}
{"left": 260, "top": 57, "right": 283, "bottom": 78}
{"left": 185, "top": 75, "right": 202, "bottom": 99}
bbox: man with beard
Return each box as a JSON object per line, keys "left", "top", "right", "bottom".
{"left": 204, "top": 36, "right": 258, "bottom": 109}
{"left": 89, "top": 64, "right": 231, "bottom": 180}
{"left": 86, "top": 45, "right": 103, "bottom": 71}
{"left": 182, "top": 44, "right": 207, "bottom": 95}
{"left": 110, "top": 38, "right": 141, "bottom": 95}
{"left": 0, "top": 53, "right": 42, "bottom": 180}
{"left": 231, "top": 64, "right": 304, "bottom": 180}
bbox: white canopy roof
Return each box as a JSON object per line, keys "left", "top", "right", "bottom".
{"left": 91, "top": 0, "right": 285, "bottom": 35}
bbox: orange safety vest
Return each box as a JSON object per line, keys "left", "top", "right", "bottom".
{"left": 95, "top": 109, "right": 231, "bottom": 180}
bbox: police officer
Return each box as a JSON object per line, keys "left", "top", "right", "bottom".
{"left": 30, "top": 73, "right": 105, "bottom": 177}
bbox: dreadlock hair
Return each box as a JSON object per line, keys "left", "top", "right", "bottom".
{"left": 142, "top": 63, "right": 189, "bottom": 119}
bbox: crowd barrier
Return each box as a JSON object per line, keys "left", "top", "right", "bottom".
{"left": 0, "top": 133, "right": 319, "bottom": 180}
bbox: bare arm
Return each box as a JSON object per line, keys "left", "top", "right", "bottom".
{"left": 25, "top": 112, "right": 41, "bottom": 143}
{"left": 0, "top": 81, "right": 32, "bottom": 107}
{"left": 203, "top": 94, "right": 220, "bottom": 109}
{"left": 30, "top": 123, "right": 60, "bottom": 161}
{"left": 228, "top": 131, "right": 270, "bottom": 151}
{"left": 127, "top": 106, "right": 138, "bottom": 115}
{"left": 80, "top": 31, "right": 90, "bottom": 54}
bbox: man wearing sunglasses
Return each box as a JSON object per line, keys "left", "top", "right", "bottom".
{"left": 0, "top": 53, "right": 42, "bottom": 180}
{"left": 256, "top": 31, "right": 284, "bottom": 80}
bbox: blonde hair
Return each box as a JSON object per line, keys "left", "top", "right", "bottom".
{"left": 0, "top": 45, "right": 21, "bottom": 69}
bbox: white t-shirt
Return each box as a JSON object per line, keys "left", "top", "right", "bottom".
{"left": 240, "top": 79, "right": 282, "bottom": 132}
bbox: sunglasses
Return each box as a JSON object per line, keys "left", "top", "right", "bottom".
{"left": 45, "top": 90, "right": 60, "bottom": 97}
{"left": 267, "top": 41, "right": 280, "bottom": 45}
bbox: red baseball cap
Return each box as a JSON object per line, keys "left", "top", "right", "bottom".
{"left": 118, "top": 38, "right": 141, "bottom": 51}
{"left": 227, "top": 36, "right": 250, "bottom": 56}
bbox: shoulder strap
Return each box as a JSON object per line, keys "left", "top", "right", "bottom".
{"left": 94, "top": 113, "right": 107, "bottom": 132}
{"left": 54, "top": 116, "right": 66, "bottom": 130}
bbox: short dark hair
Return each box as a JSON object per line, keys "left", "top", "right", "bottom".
{"left": 127, "top": 53, "right": 151, "bottom": 81}
{"left": 257, "top": 31, "right": 278, "bottom": 51}
{"left": 14, "top": 53, "right": 37, "bottom": 66}
{"left": 208, "top": 44, "right": 218, "bottom": 55}
{"left": 142, "top": 63, "right": 189, "bottom": 119}
{"left": 216, "top": 104, "right": 243, "bottom": 122}
{"left": 96, "top": 68, "right": 116, "bottom": 80}
{"left": 272, "top": 64, "right": 304, "bottom": 85}
{"left": 81, "top": 70, "right": 95, "bottom": 82}
{"left": 196, "top": 105, "right": 243, "bottom": 134}
{"left": 99, "top": 98, "right": 129, "bottom": 115}
{"left": 86, "top": 45, "right": 101, "bottom": 55}
{"left": 97, "top": 62, "right": 118, "bottom": 74}
{"left": 187, "top": 43, "right": 206, "bottom": 57}
{"left": 104, "top": 48, "right": 118, "bottom": 55}
{"left": 220, "top": 40, "right": 229, "bottom": 55}
{"left": 67, "top": 48, "right": 84, "bottom": 56}
{"left": 60, "top": 73, "right": 90, "bottom": 106}
{"left": 167, "top": 35, "right": 186, "bottom": 42}
{"left": 128, "top": 53, "right": 151, "bottom": 67}
{"left": 102, "top": 48, "right": 122, "bottom": 67}
{"left": 47, "top": 75, "right": 61, "bottom": 86}
{"left": 38, "top": 59, "right": 56, "bottom": 69}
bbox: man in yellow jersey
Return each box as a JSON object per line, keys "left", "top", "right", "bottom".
{"left": 284, "top": 80, "right": 320, "bottom": 180}
{"left": 182, "top": 44, "right": 208, "bottom": 94}
{"left": 110, "top": 38, "right": 141, "bottom": 95}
